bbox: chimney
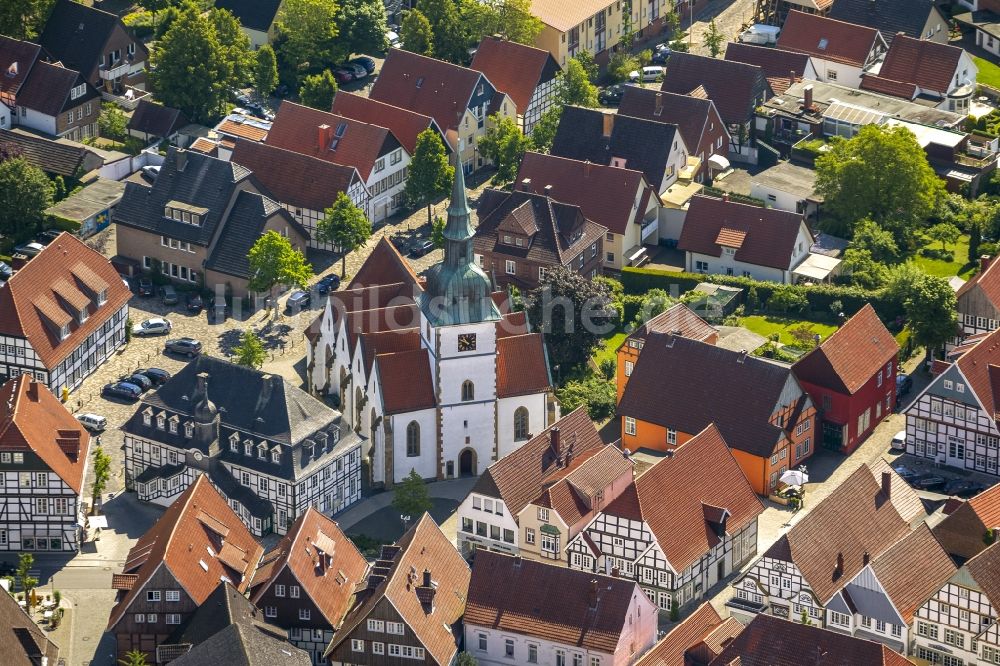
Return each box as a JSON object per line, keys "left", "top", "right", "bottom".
{"left": 835, "top": 552, "right": 844, "bottom": 577}
{"left": 881, "top": 471, "right": 892, "bottom": 499}
{"left": 584, "top": 161, "right": 592, "bottom": 177}
{"left": 654, "top": 92, "right": 663, "bottom": 115}
{"left": 737, "top": 349, "right": 747, "bottom": 364}
{"left": 416, "top": 569, "right": 436, "bottom": 611}
{"left": 863, "top": 551, "right": 870, "bottom": 566}
{"left": 318, "top": 123, "right": 332, "bottom": 149}
{"left": 588, "top": 579, "right": 599, "bottom": 609}
{"left": 26, "top": 381, "right": 39, "bottom": 402}
{"left": 803, "top": 84, "right": 814, "bottom": 111}
{"left": 543, "top": 184, "right": 553, "bottom": 195}
{"left": 602, "top": 113, "right": 614, "bottom": 139}
{"left": 722, "top": 193, "right": 730, "bottom": 202}
{"left": 982, "top": 255, "right": 992, "bottom": 273}
{"left": 513, "top": 555, "right": 522, "bottom": 568}
{"left": 422, "top": 568, "right": 432, "bottom": 588}
{"left": 837, "top": 312, "right": 847, "bottom": 327}
{"left": 789, "top": 69, "right": 796, "bottom": 88}
{"left": 521, "top": 177, "right": 532, "bottom": 192}
{"left": 176, "top": 150, "right": 188, "bottom": 172}
{"left": 550, "top": 427, "right": 561, "bottom": 457}
{"left": 611, "top": 566, "right": 620, "bottom": 578}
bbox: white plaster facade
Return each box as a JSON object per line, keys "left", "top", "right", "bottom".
{"left": 456, "top": 492, "right": 519, "bottom": 555}
{"left": 685, "top": 220, "right": 814, "bottom": 284}
{"left": 366, "top": 146, "right": 410, "bottom": 225}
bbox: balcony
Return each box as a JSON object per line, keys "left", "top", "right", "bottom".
{"left": 100, "top": 61, "right": 129, "bottom": 81}
{"left": 101, "top": 85, "right": 151, "bottom": 111}
{"left": 954, "top": 151, "right": 997, "bottom": 169}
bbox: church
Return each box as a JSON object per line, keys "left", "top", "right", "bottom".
{"left": 305, "top": 165, "right": 558, "bottom": 487}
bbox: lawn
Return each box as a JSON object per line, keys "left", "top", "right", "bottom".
{"left": 974, "top": 56, "right": 1000, "bottom": 90}
{"left": 913, "top": 233, "right": 976, "bottom": 279}
{"left": 742, "top": 315, "right": 837, "bottom": 347}
{"left": 592, "top": 331, "right": 628, "bottom": 369}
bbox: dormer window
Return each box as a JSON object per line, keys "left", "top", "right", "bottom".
{"left": 143, "top": 408, "right": 153, "bottom": 426}
{"left": 6, "top": 62, "right": 17, "bottom": 77}
{"left": 184, "top": 422, "right": 194, "bottom": 438}
{"left": 97, "top": 289, "right": 108, "bottom": 306}
{"left": 78, "top": 307, "right": 88, "bottom": 324}
{"left": 723, "top": 247, "right": 736, "bottom": 256}
{"left": 156, "top": 414, "right": 165, "bottom": 430}
{"left": 257, "top": 443, "right": 267, "bottom": 459}
{"left": 168, "top": 416, "right": 178, "bottom": 434}
{"left": 59, "top": 324, "right": 70, "bottom": 340}
{"left": 271, "top": 449, "right": 280, "bottom": 463}
{"left": 229, "top": 432, "right": 239, "bottom": 451}
{"left": 244, "top": 440, "right": 253, "bottom": 456}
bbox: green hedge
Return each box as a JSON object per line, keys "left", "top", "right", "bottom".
{"left": 619, "top": 267, "right": 905, "bottom": 322}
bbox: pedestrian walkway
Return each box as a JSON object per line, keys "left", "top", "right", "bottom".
{"left": 333, "top": 477, "right": 476, "bottom": 532}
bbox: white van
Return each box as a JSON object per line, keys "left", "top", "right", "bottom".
{"left": 76, "top": 413, "right": 108, "bottom": 432}
{"left": 629, "top": 66, "right": 665, "bottom": 83}
{"left": 739, "top": 24, "right": 781, "bottom": 45}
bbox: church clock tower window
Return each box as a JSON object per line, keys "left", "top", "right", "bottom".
{"left": 458, "top": 333, "right": 476, "bottom": 351}
{"left": 462, "top": 381, "right": 475, "bottom": 401}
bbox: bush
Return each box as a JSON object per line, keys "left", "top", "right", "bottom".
{"left": 556, "top": 377, "right": 616, "bottom": 421}
{"left": 919, "top": 247, "right": 954, "bottom": 262}
{"left": 768, "top": 285, "right": 808, "bottom": 313}
{"left": 599, "top": 358, "right": 616, "bottom": 381}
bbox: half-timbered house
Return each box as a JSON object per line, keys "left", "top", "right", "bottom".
{"left": 903, "top": 325, "right": 1000, "bottom": 477}
{"left": 0, "top": 376, "right": 90, "bottom": 553}
{"left": 249, "top": 507, "right": 369, "bottom": 664}
{"left": 324, "top": 514, "right": 470, "bottom": 666}
{"left": 728, "top": 461, "right": 926, "bottom": 634}
{"left": 567, "top": 424, "right": 764, "bottom": 616}
{"left": 122, "top": 356, "right": 363, "bottom": 537}
{"left": 933, "top": 483, "right": 1000, "bottom": 563}
{"left": 955, "top": 255, "right": 1000, "bottom": 341}
{"left": 106, "top": 474, "right": 264, "bottom": 663}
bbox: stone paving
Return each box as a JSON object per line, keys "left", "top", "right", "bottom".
{"left": 685, "top": 0, "right": 757, "bottom": 57}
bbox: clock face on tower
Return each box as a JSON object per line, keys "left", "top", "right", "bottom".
{"left": 458, "top": 333, "right": 477, "bottom": 352}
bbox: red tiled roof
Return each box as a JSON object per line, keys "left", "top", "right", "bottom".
{"left": 724, "top": 42, "right": 814, "bottom": 95}
{"left": 370, "top": 49, "right": 487, "bottom": 133}
{"left": 497, "top": 332, "right": 551, "bottom": 398}
{"left": 778, "top": 11, "right": 884, "bottom": 67}
{"left": 606, "top": 424, "right": 764, "bottom": 573}
{"left": 470, "top": 36, "right": 558, "bottom": 112}
{"left": 341, "top": 303, "right": 420, "bottom": 354}
{"left": 516, "top": 152, "right": 651, "bottom": 235}
{"left": 877, "top": 34, "right": 966, "bottom": 94}
{"left": 375, "top": 349, "right": 436, "bottom": 414}
{"left": 359, "top": 327, "right": 422, "bottom": 377}
{"left": 188, "top": 137, "right": 219, "bottom": 156}
{"left": 636, "top": 602, "right": 726, "bottom": 666}
{"left": 623, "top": 303, "right": 716, "bottom": 349}
{"left": 866, "top": 523, "right": 956, "bottom": 623}
{"left": 678, "top": 195, "right": 810, "bottom": 270}
{"left": 536, "top": 446, "right": 634, "bottom": 526}
{"left": 793, "top": 304, "right": 899, "bottom": 395}
{"left": 111, "top": 573, "right": 138, "bottom": 591}
{"left": 348, "top": 237, "right": 422, "bottom": 290}
{"left": 250, "top": 507, "right": 368, "bottom": 627}
{"left": 965, "top": 542, "right": 1000, "bottom": 607}
{"left": 265, "top": 102, "right": 399, "bottom": 180}
{"left": 0, "top": 232, "right": 131, "bottom": 368}
{"left": 217, "top": 119, "right": 269, "bottom": 142}
{"left": 231, "top": 139, "right": 361, "bottom": 213}
{"left": 466, "top": 550, "right": 651, "bottom": 653}
{"left": 332, "top": 92, "right": 441, "bottom": 156}
{"left": 0, "top": 376, "right": 90, "bottom": 494}
{"left": 497, "top": 310, "right": 528, "bottom": 338}
{"left": 955, "top": 326, "right": 1000, "bottom": 417}
{"left": 859, "top": 74, "right": 918, "bottom": 99}
{"left": 969, "top": 482, "right": 1000, "bottom": 529}
{"left": 107, "top": 475, "right": 264, "bottom": 630}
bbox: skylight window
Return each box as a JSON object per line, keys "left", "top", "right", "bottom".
{"left": 415, "top": 77, "right": 424, "bottom": 88}
{"left": 818, "top": 38, "right": 828, "bottom": 50}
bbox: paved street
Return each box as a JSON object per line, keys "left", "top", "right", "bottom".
{"left": 686, "top": 0, "right": 756, "bottom": 57}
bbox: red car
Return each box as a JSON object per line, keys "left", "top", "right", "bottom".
{"left": 333, "top": 68, "right": 355, "bottom": 84}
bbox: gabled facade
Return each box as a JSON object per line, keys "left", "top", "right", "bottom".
{"left": 0, "top": 376, "right": 91, "bottom": 552}
{"left": 567, "top": 424, "right": 764, "bottom": 616}
{"left": 470, "top": 36, "right": 560, "bottom": 135}
{"left": 214, "top": 0, "right": 283, "bottom": 48}
{"left": 249, "top": 507, "right": 369, "bottom": 663}
{"left": 724, "top": 42, "right": 819, "bottom": 95}
{"left": 618, "top": 333, "right": 816, "bottom": 496}
{"left": 932, "top": 483, "right": 1000, "bottom": 563}
{"left": 956, "top": 255, "right": 1000, "bottom": 340}
{"left": 122, "top": 356, "right": 363, "bottom": 537}
{"left": 324, "top": 514, "right": 471, "bottom": 666}
{"left": 106, "top": 475, "right": 265, "bottom": 662}
{"left": 903, "top": 325, "right": 1000, "bottom": 476}
{"left": 0, "top": 231, "right": 130, "bottom": 394}
{"left": 0, "top": 578, "right": 60, "bottom": 665}
{"left": 777, "top": 11, "right": 887, "bottom": 89}
{"left": 465, "top": 551, "right": 657, "bottom": 666}
{"left": 793, "top": 304, "right": 899, "bottom": 454}
{"left": 861, "top": 36, "right": 977, "bottom": 115}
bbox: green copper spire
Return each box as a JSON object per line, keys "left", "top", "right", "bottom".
{"left": 420, "top": 164, "right": 500, "bottom": 326}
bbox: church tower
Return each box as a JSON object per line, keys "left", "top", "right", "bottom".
{"left": 420, "top": 164, "right": 501, "bottom": 479}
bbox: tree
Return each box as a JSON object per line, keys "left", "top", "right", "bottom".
{"left": 529, "top": 106, "right": 561, "bottom": 153}
{"left": 608, "top": 51, "right": 641, "bottom": 83}
{"left": 431, "top": 216, "right": 446, "bottom": 248}
{"left": 637, "top": 49, "right": 653, "bottom": 68}
{"left": 465, "top": 0, "right": 542, "bottom": 45}
{"left": 247, "top": 231, "right": 314, "bottom": 314}
{"left": 318, "top": 192, "right": 372, "bottom": 275}
{"left": 119, "top": 650, "right": 149, "bottom": 666}
{"left": 337, "top": 0, "right": 389, "bottom": 56}
{"left": 254, "top": 44, "right": 279, "bottom": 96}
{"left": 393, "top": 469, "right": 432, "bottom": 518}
{"left": 927, "top": 222, "right": 961, "bottom": 251}
{"left": 417, "top": 0, "right": 467, "bottom": 63}
{"left": 703, "top": 19, "right": 724, "bottom": 57}
{"left": 572, "top": 51, "right": 599, "bottom": 84}
{"left": 555, "top": 377, "right": 616, "bottom": 420}
{"left": 526, "top": 266, "right": 616, "bottom": 370}
{"left": 456, "top": 653, "right": 478, "bottom": 666}
{"left": 15, "top": 553, "right": 36, "bottom": 612}
{"left": 150, "top": 5, "right": 233, "bottom": 122}
{"left": 851, "top": 217, "right": 900, "bottom": 264}
{"left": 91, "top": 444, "right": 112, "bottom": 514}
{"left": 400, "top": 9, "right": 434, "bottom": 56}
{"left": 276, "top": 0, "right": 342, "bottom": 84}
{"left": 815, "top": 125, "right": 945, "bottom": 250}
{"left": 299, "top": 70, "right": 338, "bottom": 110}
{"left": 970, "top": 219, "right": 983, "bottom": 264}
{"left": 789, "top": 323, "right": 818, "bottom": 348}
{"left": 210, "top": 7, "right": 255, "bottom": 86}
{"left": 633, "top": 288, "right": 674, "bottom": 326}
{"left": 767, "top": 285, "right": 808, "bottom": 313}
{"left": 842, "top": 248, "right": 889, "bottom": 289}
{"left": 0, "top": 157, "right": 54, "bottom": 241}
{"left": 0, "top": 0, "right": 51, "bottom": 40}
{"left": 98, "top": 103, "right": 128, "bottom": 142}
{"left": 885, "top": 264, "right": 957, "bottom": 359}
{"left": 557, "top": 57, "right": 599, "bottom": 108}
{"left": 234, "top": 329, "right": 267, "bottom": 369}
{"left": 405, "top": 128, "right": 454, "bottom": 225}
{"left": 478, "top": 115, "right": 531, "bottom": 184}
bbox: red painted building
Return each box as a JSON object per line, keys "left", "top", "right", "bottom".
{"left": 792, "top": 304, "right": 900, "bottom": 454}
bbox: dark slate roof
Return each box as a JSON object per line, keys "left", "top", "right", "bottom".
{"left": 38, "top": 0, "right": 121, "bottom": 74}
{"left": 214, "top": 0, "right": 283, "bottom": 32}
{"left": 202, "top": 190, "right": 308, "bottom": 280}
{"left": 0, "top": 584, "right": 60, "bottom": 666}
{"left": 724, "top": 42, "right": 814, "bottom": 95}
{"left": 829, "top": 0, "right": 944, "bottom": 45}
{"left": 16, "top": 60, "right": 98, "bottom": 117}
{"left": 660, "top": 52, "right": 772, "bottom": 126}
{"left": 114, "top": 148, "right": 253, "bottom": 246}
{"left": 127, "top": 100, "right": 188, "bottom": 138}
{"left": 0, "top": 35, "right": 42, "bottom": 100}
{"left": 0, "top": 128, "right": 98, "bottom": 177}
{"left": 618, "top": 333, "right": 805, "bottom": 458}
{"left": 617, "top": 87, "right": 721, "bottom": 160}
{"left": 550, "top": 106, "right": 678, "bottom": 189}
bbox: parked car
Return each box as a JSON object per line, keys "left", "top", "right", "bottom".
{"left": 138, "top": 367, "right": 171, "bottom": 385}
{"left": 943, "top": 478, "right": 985, "bottom": 498}
{"left": 350, "top": 56, "right": 377, "bottom": 74}
{"left": 890, "top": 430, "right": 906, "bottom": 451}
{"left": 386, "top": 30, "right": 400, "bottom": 48}
{"left": 244, "top": 101, "right": 274, "bottom": 121}
{"left": 37, "top": 230, "right": 63, "bottom": 245}
{"left": 409, "top": 239, "right": 435, "bottom": 258}
{"left": 285, "top": 290, "right": 311, "bottom": 312}
{"left": 651, "top": 47, "right": 670, "bottom": 65}
{"left": 345, "top": 62, "right": 368, "bottom": 79}
{"left": 122, "top": 372, "right": 153, "bottom": 392}
{"left": 165, "top": 337, "right": 202, "bottom": 357}
{"left": 0, "top": 261, "right": 13, "bottom": 280}
{"left": 132, "top": 317, "right": 172, "bottom": 337}
{"left": 891, "top": 463, "right": 919, "bottom": 481}
{"left": 333, "top": 67, "right": 355, "bottom": 84}
{"left": 141, "top": 165, "right": 161, "bottom": 181}
{"left": 13, "top": 242, "right": 44, "bottom": 257}
{"left": 137, "top": 277, "right": 154, "bottom": 296}
{"left": 103, "top": 381, "right": 142, "bottom": 401}
{"left": 316, "top": 274, "right": 341, "bottom": 294}
{"left": 598, "top": 83, "right": 627, "bottom": 106}
{"left": 160, "top": 285, "right": 179, "bottom": 305}
{"left": 76, "top": 413, "right": 108, "bottom": 431}
{"left": 910, "top": 474, "right": 946, "bottom": 491}
{"left": 186, "top": 292, "right": 204, "bottom": 313}
{"left": 629, "top": 66, "right": 665, "bottom": 83}
{"left": 896, "top": 373, "right": 913, "bottom": 396}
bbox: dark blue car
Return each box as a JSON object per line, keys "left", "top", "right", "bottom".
{"left": 103, "top": 381, "right": 142, "bottom": 401}
{"left": 316, "top": 274, "right": 341, "bottom": 294}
